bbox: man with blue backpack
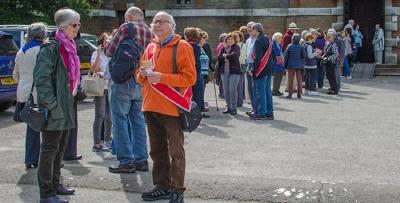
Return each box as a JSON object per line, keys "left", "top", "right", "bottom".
{"left": 105, "top": 6, "right": 154, "bottom": 173}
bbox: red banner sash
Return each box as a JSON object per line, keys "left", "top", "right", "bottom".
{"left": 255, "top": 40, "right": 273, "bottom": 77}
{"left": 146, "top": 43, "right": 192, "bottom": 112}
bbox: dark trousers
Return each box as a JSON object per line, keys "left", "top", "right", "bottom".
{"left": 145, "top": 112, "right": 185, "bottom": 193}
{"left": 64, "top": 100, "right": 78, "bottom": 158}
{"left": 25, "top": 126, "right": 40, "bottom": 164}
{"left": 38, "top": 129, "right": 70, "bottom": 198}
{"left": 316, "top": 59, "right": 325, "bottom": 88}
{"left": 272, "top": 71, "right": 284, "bottom": 92}
{"left": 325, "top": 62, "right": 338, "bottom": 92}
{"left": 287, "top": 69, "right": 303, "bottom": 95}
{"left": 305, "top": 68, "right": 317, "bottom": 91}
{"left": 192, "top": 78, "right": 205, "bottom": 111}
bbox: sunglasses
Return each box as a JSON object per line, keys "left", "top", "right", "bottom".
{"left": 152, "top": 20, "right": 171, "bottom": 25}
{"left": 70, "top": 23, "right": 81, "bottom": 28}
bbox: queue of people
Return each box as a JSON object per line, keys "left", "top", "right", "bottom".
{"left": 12, "top": 5, "right": 374, "bottom": 202}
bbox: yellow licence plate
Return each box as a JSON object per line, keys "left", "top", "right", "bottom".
{"left": 80, "top": 63, "right": 90, "bottom": 69}
{"left": 1, "top": 77, "right": 16, "bottom": 85}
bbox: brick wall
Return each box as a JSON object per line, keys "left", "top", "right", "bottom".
{"left": 393, "top": 0, "right": 400, "bottom": 7}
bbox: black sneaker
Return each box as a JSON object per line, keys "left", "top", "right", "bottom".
{"left": 109, "top": 163, "right": 136, "bottom": 173}
{"left": 222, "top": 109, "right": 231, "bottom": 114}
{"left": 230, "top": 109, "right": 237, "bottom": 115}
{"left": 142, "top": 187, "right": 171, "bottom": 201}
{"left": 201, "top": 113, "right": 210, "bottom": 118}
{"left": 266, "top": 114, "right": 274, "bottom": 120}
{"left": 170, "top": 192, "right": 184, "bottom": 203}
{"left": 135, "top": 160, "right": 149, "bottom": 172}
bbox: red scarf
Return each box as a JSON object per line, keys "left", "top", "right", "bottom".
{"left": 146, "top": 43, "right": 193, "bottom": 112}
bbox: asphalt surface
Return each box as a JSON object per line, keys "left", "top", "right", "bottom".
{"left": 0, "top": 76, "right": 400, "bottom": 203}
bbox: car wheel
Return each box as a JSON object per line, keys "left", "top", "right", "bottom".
{"left": 0, "top": 102, "right": 13, "bottom": 112}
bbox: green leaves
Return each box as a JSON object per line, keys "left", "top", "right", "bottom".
{"left": 0, "top": 0, "right": 103, "bottom": 24}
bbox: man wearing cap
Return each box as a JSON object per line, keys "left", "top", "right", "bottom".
{"left": 282, "top": 23, "right": 299, "bottom": 53}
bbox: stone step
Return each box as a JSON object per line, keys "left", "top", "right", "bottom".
{"left": 374, "top": 67, "right": 400, "bottom": 76}
{"left": 375, "top": 64, "right": 400, "bottom": 69}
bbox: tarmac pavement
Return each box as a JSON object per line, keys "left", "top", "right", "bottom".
{"left": 0, "top": 76, "right": 400, "bottom": 203}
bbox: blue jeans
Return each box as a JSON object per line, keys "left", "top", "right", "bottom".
{"left": 110, "top": 78, "right": 148, "bottom": 165}
{"left": 237, "top": 72, "right": 246, "bottom": 106}
{"left": 192, "top": 77, "right": 205, "bottom": 111}
{"left": 255, "top": 75, "right": 273, "bottom": 116}
{"left": 221, "top": 73, "right": 240, "bottom": 110}
{"left": 343, "top": 55, "right": 351, "bottom": 77}
{"left": 305, "top": 68, "right": 317, "bottom": 91}
{"left": 25, "top": 126, "right": 40, "bottom": 164}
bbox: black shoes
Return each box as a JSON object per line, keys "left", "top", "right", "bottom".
{"left": 109, "top": 163, "right": 136, "bottom": 173}
{"left": 222, "top": 109, "right": 231, "bottom": 114}
{"left": 92, "top": 144, "right": 110, "bottom": 152}
{"left": 135, "top": 160, "right": 149, "bottom": 172}
{"left": 249, "top": 113, "right": 274, "bottom": 120}
{"left": 55, "top": 184, "right": 75, "bottom": 195}
{"left": 286, "top": 94, "right": 292, "bottom": 99}
{"left": 297, "top": 94, "right": 302, "bottom": 99}
{"left": 142, "top": 187, "right": 171, "bottom": 201}
{"left": 272, "top": 91, "right": 284, "bottom": 96}
{"left": 230, "top": 109, "right": 237, "bottom": 115}
{"left": 201, "top": 113, "right": 210, "bottom": 118}
{"left": 170, "top": 192, "right": 184, "bottom": 203}
{"left": 26, "top": 163, "right": 38, "bottom": 169}
{"left": 327, "top": 90, "right": 338, "bottom": 95}
{"left": 40, "top": 196, "right": 68, "bottom": 203}
{"left": 63, "top": 155, "right": 82, "bottom": 161}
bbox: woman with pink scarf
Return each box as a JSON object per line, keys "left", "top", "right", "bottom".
{"left": 33, "top": 8, "right": 80, "bottom": 203}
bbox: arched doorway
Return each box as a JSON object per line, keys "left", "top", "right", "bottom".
{"left": 344, "top": 0, "right": 384, "bottom": 63}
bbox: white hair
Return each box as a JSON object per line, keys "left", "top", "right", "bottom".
{"left": 327, "top": 30, "right": 337, "bottom": 38}
{"left": 272, "top": 32, "right": 282, "bottom": 42}
{"left": 125, "top": 6, "right": 144, "bottom": 20}
{"left": 27, "top": 22, "right": 47, "bottom": 42}
{"left": 151, "top": 11, "right": 176, "bottom": 33}
{"left": 54, "top": 8, "right": 80, "bottom": 28}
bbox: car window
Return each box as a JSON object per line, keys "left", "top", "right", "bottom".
{"left": 0, "top": 38, "right": 18, "bottom": 55}
{"left": 6, "top": 31, "right": 22, "bottom": 48}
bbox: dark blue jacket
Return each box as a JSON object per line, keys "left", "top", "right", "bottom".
{"left": 272, "top": 41, "right": 284, "bottom": 72}
{"left": 217, "top": 44, "right": 241, "bottom": 75}
{"left": 189, "top": 42, "right": 202, "bottom": 80}
{"left": 284, "top": 43, "right": 305, "bottom": 69}
{"left": 253, "top": 33, "right": 274, "bottom": 79}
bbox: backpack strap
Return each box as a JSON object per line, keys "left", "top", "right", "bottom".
{"left": 172, "top": 39, "right": 180, "bottom": 75}
{"left": 128, "top": 23, "right": 134, "bottom": 39}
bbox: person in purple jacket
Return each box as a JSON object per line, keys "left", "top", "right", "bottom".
{"left": 314, "top": 29, "right": 326, "bottom": 88}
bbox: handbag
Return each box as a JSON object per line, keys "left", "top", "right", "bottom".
{"left": 172, "top": 40, "right": 202, "bottom": 133}
{"left": 275, "top": 55, "right": 284, "bottom": 65}
{"left": 81, "top": 71, "right": 105, "bottom": 96}
{"left": 20, "top": 84, "right": 48, "bottom": 132}
{"left": 13, "top": 102, "right": 25, "bottom": 122}
{"left": 178, "top": 102, "right": 202, "bottom": 133}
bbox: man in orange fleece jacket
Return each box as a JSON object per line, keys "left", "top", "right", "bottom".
{"left": 136, "top": 11, "right": 196, "bottom": 203}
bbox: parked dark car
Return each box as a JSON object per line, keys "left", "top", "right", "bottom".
{"left": 0, "top": 31, "right": 18, "bottom": 112}
{"left": 0, "top": 25, "right": 96, "bottom": 75}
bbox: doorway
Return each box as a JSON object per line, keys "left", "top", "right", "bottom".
{"left": 344, "top": 0, "right": 384, "bottom": 63}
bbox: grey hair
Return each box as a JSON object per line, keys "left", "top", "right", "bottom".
{"left": 301, "top": 30, "right": 308, "bottom": 39}
{"left": 125, "top": 6, "right": 144, "bottom": 20}
{"left": 218, "top": 33, "right": 227, "bottom": 42}
{"left": 252, "top": 23, "right": 263, "bottom": 33}
{"left": 292, "top": 34, "right": 301, "bottom": 44}
{"left": 54, "top": 8, "right": 80, "bottom": 28}
{"left": 151, "top": 11, "right": 176, "bottom": 33}
{"left": 27, "top": 22, "right": 47, "bottom": 42}
{"left": 247, "top": 21, "right": 255, "bottom": 27}
{"left": 272, "top": 32, "right": 282, "bottom": 42}
{"left": 348, "top": 19, "right": 354, "bottom": 24}
{"left": 327, "top": 30, "right": 337, "bottom": 39}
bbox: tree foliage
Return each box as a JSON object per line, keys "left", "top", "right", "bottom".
{"left": 0, "top": 0, "right": 103, "bottom": 25}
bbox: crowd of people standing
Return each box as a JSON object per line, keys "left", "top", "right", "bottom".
{"left": 12, "top": 4, "right": 380, "bottom": 202}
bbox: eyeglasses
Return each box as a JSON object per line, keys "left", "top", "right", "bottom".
{"left": 70, "top": 23, "right": 81, "bottom": 28}
{"left": 152, "top": 20, "right": 171, "bottom": 25}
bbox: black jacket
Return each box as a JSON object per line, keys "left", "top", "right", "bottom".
{"left": 253, "top": 33, "right": 274, "bottom": 79}
{"left": 217, "top": 44, "right": 241, "bottom": 75}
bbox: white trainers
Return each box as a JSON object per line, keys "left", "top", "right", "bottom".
{"left": 346, "top": 75, "right": 352, "bottom": 79}
{"left": 308, "top": 91, "right": 320, "bottom": 96}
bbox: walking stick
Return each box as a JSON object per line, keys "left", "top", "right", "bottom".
{"left": 212, "top": 76, "right": 219, "bottom": 111}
